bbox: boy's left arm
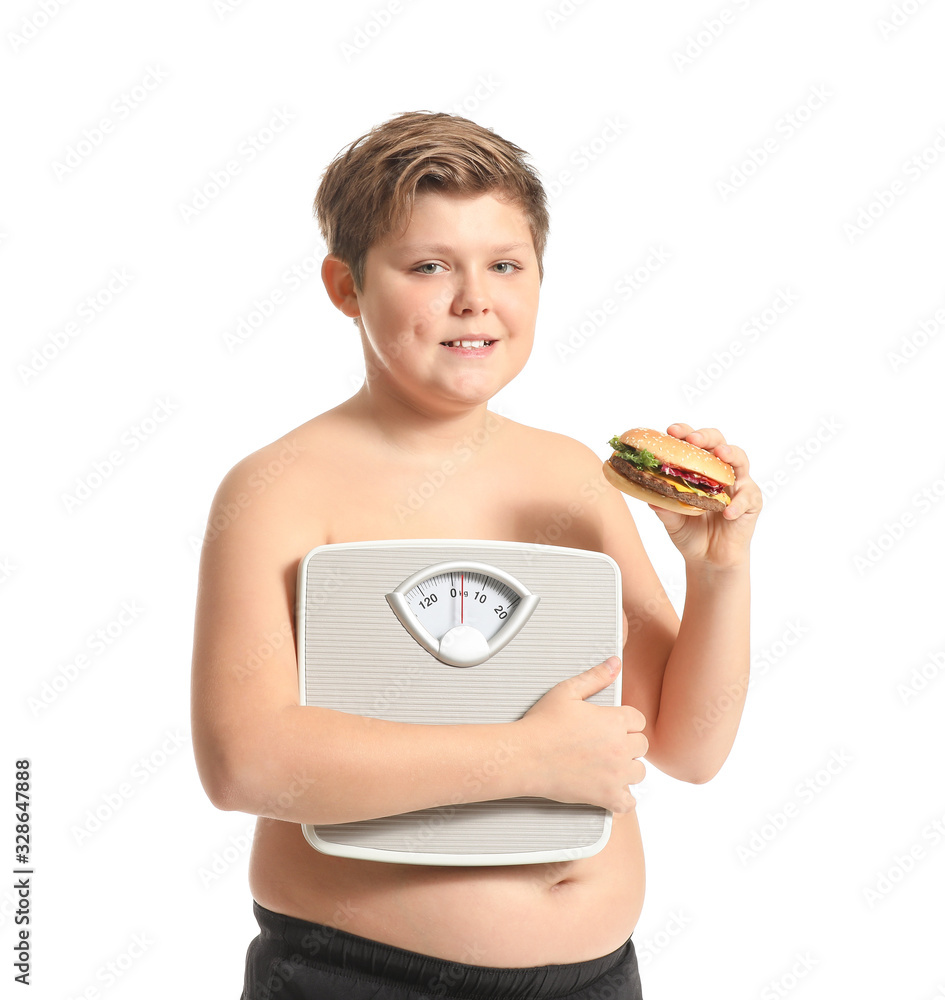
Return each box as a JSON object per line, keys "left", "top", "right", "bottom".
{"left": 598, "top": 423, "right": 762, "bottom": 784}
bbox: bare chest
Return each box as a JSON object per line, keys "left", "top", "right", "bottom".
{"left": 315, "top": 453, "right": 602, "bottom": 554}
{"left": 311, "top": 442, "right": 489, "bottom": 537}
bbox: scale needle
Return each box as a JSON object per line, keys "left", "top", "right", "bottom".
{"left": 461, "top": 573, "right": 464, "bottom": 624}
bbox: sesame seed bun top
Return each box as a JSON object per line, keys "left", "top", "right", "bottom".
{"left": 617, "top": 428, "right": 735, "bottom": 486}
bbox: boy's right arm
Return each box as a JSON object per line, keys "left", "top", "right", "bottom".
{"left": 190, "top": 460, "right": 646, "bottom": 826}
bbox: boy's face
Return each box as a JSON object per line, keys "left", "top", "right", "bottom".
{"left": 352, "top": 190, "right": 540, "bottom": 417}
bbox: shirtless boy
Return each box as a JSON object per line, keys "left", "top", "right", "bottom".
{"left": 191, "top": 111, "right": 762, "bottom": 1000}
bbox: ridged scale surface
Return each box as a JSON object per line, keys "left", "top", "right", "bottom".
{"left": 299, "top": 540, "right": 620, "bottom": 861}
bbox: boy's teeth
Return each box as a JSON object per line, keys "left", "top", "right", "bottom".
{"left": 445, "top": 340, "right": 489, "bottom": 348}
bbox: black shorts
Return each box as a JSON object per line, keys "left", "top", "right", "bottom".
{"left": 241, "top": 901, "right": 643, "bottom": 999}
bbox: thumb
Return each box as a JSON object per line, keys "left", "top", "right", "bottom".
{"left": 559, "top": 656, "right": 622, "bottom": 701}
{"left": 647, "top": 502, "right": 690, "bottom": 534}
{"left": 647, "top": 503, "right": 686, "bottom": 529}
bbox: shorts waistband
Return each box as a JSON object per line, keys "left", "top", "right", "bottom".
{"left": 251, "top": 901, "right": 635, "bottom": 999}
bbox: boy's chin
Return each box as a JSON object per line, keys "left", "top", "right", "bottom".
{"left": 366, "top": 353, "right": 527, "bottom": 412}
{"left": 447, "top": 362, "right": 527, "bottom": 395}
{"left": 435, "top": 383, "right": 503, "bottom": 409}
{"left": 423, "top": 373, "right": 513, "bottom": 411}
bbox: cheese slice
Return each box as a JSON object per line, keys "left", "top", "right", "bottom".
{"left": 655, "top": 472, "right": 731, "bottom": 505}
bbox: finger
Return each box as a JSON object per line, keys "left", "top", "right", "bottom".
{"left": 618, "top": 703, "right": 647, "bottom": 733}
{"left": 627, "top": 759, "right": 647, "bottom": 786}
{"left": 714, "top": 442, "right": 758, "bottom": 513}
{"left": 722, "top": 477, "right": 764, "bottom": 520}
{"left": 667, "top": 422, "right": 693, "bottom": 440}
{"left": 615, "top": 789, "right": 638, "bottom": 814}
{"left": 714, "top": 442, "right": 749, "bottom": 477}
{"left": 685, "top": 426, "right": 726, "bottom": 450}
{"left": 648, "top": 503, "right": 703, "bottom": 530}
{"left": 559, "top": 656, "right": 621, "bottom": 700}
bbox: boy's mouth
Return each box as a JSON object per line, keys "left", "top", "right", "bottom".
{"left": 439, "top": 339, "right": 496, "bottom": 349}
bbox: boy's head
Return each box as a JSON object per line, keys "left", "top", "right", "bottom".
{"left": 314, "top": 111, "right": 549, "bottom": 293}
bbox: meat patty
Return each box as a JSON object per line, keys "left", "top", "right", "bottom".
{"left": 608, "top": 456, "right": 729, "bottom": 512}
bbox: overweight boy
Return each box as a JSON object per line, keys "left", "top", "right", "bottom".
{"left": 190, "top": 111, "right": 762, "bottom": 1000}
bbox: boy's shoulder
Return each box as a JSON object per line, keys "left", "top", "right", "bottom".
{"left": 209, "top": 411, "right": 344, "bottom": 524}
{"left": 505, "top": 418, "right": 596, "bottom": 453}
{"left": 500, "top": 416, "right": 606, "bottom": 481}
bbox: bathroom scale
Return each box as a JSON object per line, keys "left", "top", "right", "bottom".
{"left": 296, "top": 538, "right": 622, "bottom": 866}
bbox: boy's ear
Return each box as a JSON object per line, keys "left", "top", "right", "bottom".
{"left": 321, "top": 255, "right": 361, "bottom": 318}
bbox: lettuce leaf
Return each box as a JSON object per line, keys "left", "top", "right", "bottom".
{"left": 608, "top": 436, "right": 660, "bottom": 471}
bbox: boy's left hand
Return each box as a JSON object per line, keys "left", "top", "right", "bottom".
{"left": 647, "top": 423, "right": 762, "bottom": 569}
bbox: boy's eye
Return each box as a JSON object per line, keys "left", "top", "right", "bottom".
{"left": 414, "top": 261, "right": 520, "bottom": 275}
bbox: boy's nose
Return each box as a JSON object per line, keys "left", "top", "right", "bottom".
{"left": 451, "top": 273, "right": 490, "bottom": 315}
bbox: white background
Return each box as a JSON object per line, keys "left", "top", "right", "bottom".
{"left": 3, "top": 0, "right": 944, "bottom": 997}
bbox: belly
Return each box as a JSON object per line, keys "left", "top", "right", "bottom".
{"left": 248, "top": 810, "right": 645, "bottom": 966}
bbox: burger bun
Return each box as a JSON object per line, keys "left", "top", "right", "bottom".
{"left": 617, "top": 428, "right": 735, "bottom": 487}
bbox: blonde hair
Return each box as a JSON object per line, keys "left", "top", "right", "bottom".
{"left": 314, "top": 111, "right": 549, "bottom": 291}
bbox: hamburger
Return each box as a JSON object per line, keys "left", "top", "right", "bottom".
{"left": 603, "top": 428, "right": 735, "bottom": 515}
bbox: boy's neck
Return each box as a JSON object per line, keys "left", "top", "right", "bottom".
{"left": 344, "top": 384, "right": 503, "bottom": 460}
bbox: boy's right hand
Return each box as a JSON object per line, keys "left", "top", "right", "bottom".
{"left": 517, "top": 657, "right": 646, "bottom": 815}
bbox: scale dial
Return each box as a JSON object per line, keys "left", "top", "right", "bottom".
{"left": 386, "top": 560, "right": 540, "bottom": 667}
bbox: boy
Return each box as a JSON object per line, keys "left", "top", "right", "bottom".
{"left": 191, "top": 111, "right": 761, "bottom": 999}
